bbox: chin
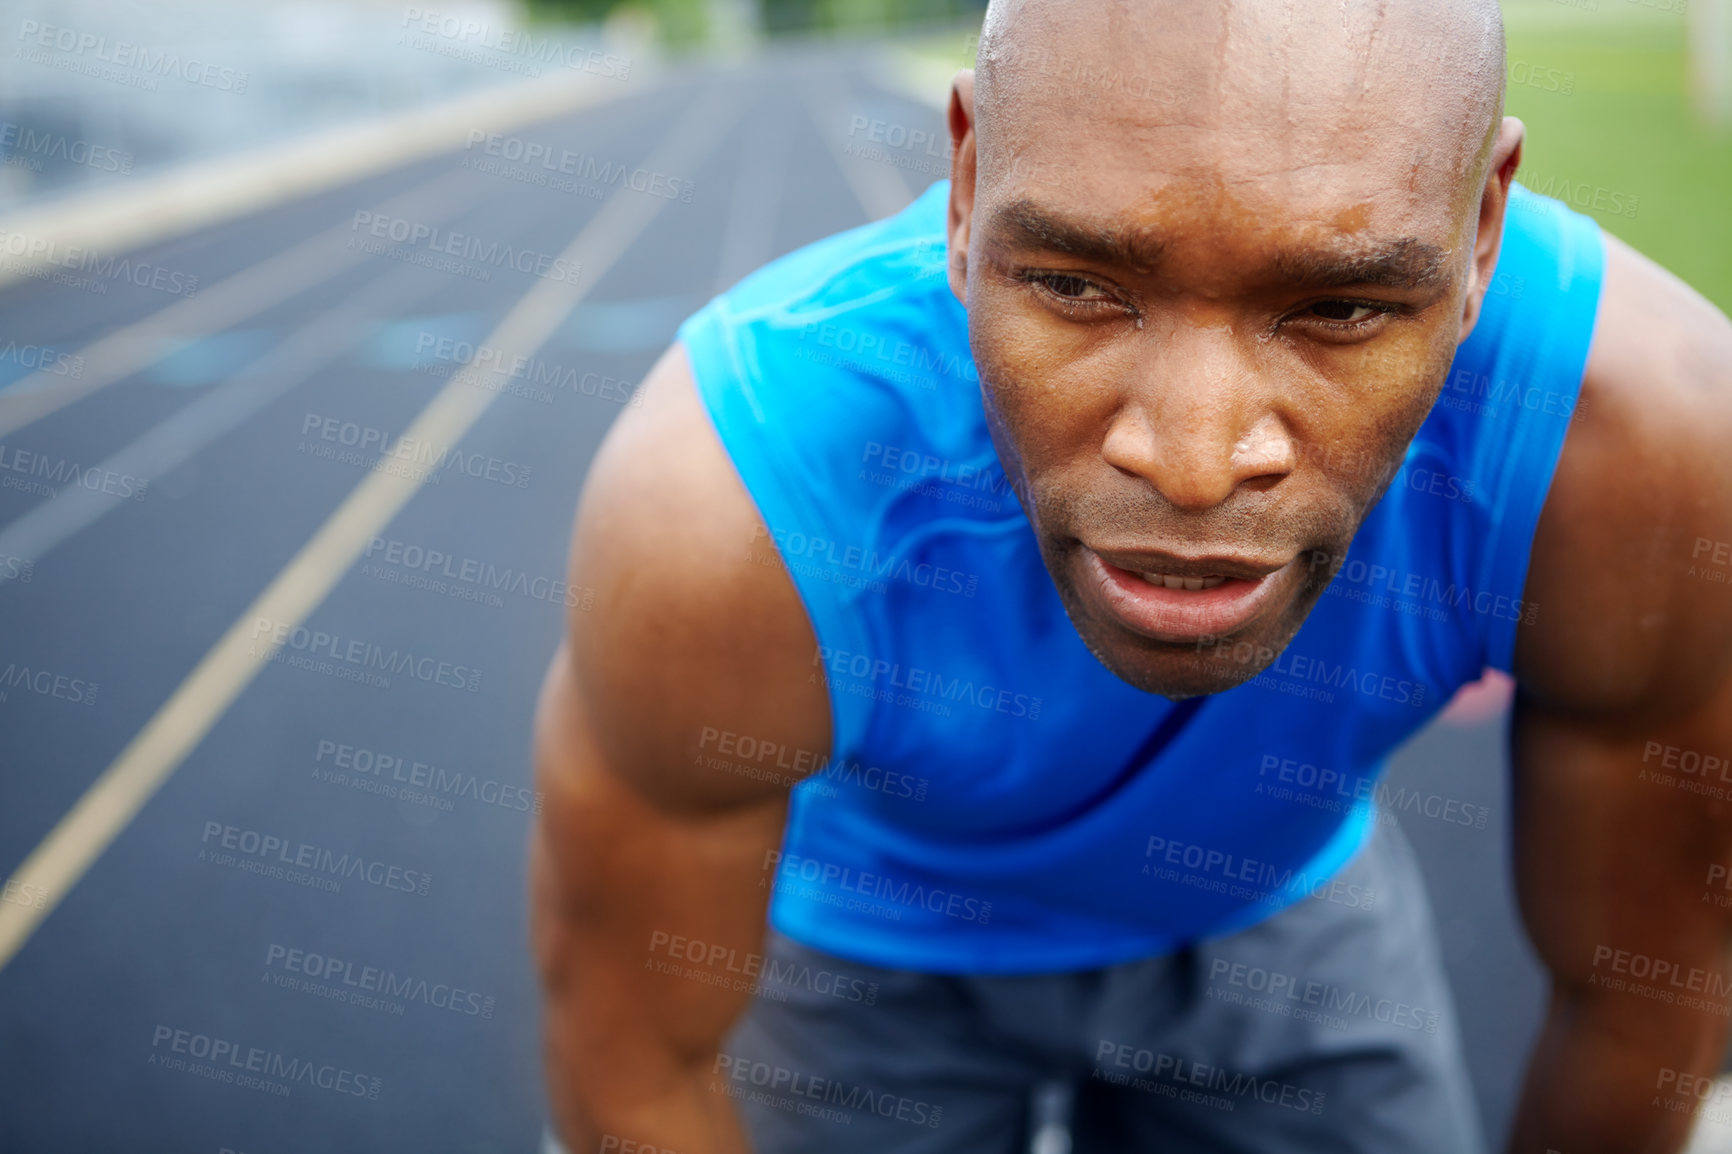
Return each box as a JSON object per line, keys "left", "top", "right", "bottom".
{"left": 1063, "top": 585, "right": 1318, "bottom": 700}
{"left": 1078, "top": 631, "right": 1275, "bottom": 699}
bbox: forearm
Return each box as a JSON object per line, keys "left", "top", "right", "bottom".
{"left": 1506, "top": 990, "right": 1729, "bottom": 1154}
{"left": 529, "top": 664, "right": 787, "bottom": 1154}
{"left": 531, "top": 830, "right": 757, "bottom": 1154}
{"left": 542, "top": 991, "right": 753, "bottom": 1154}
{"left": 540, "top": 959, "right": 752, "bottom": 1154}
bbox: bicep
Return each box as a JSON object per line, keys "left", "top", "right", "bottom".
{"left": 1512, "top": 233, "right": 1732, "bottom": 981}
{"left": 1511, "top": 235, "right": 1732, "bottom": 1027}
{"left": 529, "top": 341, "right": 832, "bottom": 1069}
{"left": 558, "top": 341, "right": 832, "bottom": 812}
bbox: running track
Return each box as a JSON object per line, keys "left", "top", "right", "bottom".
{"left": 0, "top": 49, "right": 1545, "bottom": 1153}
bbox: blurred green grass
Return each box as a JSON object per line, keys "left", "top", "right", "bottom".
{"left": 902, "top": 0, "right": 1731, "bottom": 313}
{"left": 1503, "top": 0, "right": 1732, "bottom": 312}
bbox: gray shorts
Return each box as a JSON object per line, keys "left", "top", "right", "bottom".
{"left": 711, "top": 815, "right": 1486, "bottom": 1154}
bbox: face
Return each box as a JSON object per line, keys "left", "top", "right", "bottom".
{"left": 949, "top": 9, "right": 1512, "bottom": 698}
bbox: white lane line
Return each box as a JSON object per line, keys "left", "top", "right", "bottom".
{"left": 0, "top": 86, "right": 744, "bottom": 973}
{"left": 0, "top": 251, "right": 469, "bottom": 587}
{"left": 0, "top": 165, "right": 484, "bottom": 441}
{"left": 809, "top": 84, "right": 914, "bottom": 221}
{"left": 0, "top": 67, "right": 640, "bottom": 294}
{"left": 714, "top": 100, "right": 789, "bottom": 293}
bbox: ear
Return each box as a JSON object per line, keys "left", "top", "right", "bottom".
{"left": 946, "top": 69, "right": 977, "bottom": 307}
{"left": 1459, "top": 116, "right": 1524, "bottom": 344}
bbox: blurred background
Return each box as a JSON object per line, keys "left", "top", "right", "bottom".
{"left": 0, "top": 0, "right": 1726, "bottom": 1151}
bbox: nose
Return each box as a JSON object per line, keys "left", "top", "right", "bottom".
{"left": 1100, "top": 334, "right": 1295, "bottom": 512}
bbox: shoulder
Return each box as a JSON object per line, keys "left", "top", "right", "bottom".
{"left": 557, "top": 343, "right": 831, "bottom": 811}
{"left": 1515, "top": 232, "right": 1732, "bottom": 718}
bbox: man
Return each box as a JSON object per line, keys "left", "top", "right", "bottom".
{"left": 530, "top": 0, "right": 1732, "bottom": 1150}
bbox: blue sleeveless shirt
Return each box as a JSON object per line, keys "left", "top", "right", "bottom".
{"left": 677, "top": 181, "right": 1604, "bottom": 973}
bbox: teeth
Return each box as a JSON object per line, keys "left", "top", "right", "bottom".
{"left": 1138, "top": 572, "right": 1227, "bottom": 591}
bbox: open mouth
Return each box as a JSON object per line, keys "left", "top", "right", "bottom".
{"left": 1134, "top": 572, "right": 1228, "bottom": 592}
{"left": 1081, "top": 549, "right": 1297, "bottom": 643}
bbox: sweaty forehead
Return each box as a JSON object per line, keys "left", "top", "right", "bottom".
{"left": 975, "top": 0, "right": 1504, "bottom": 243}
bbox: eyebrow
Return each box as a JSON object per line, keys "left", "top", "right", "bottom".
{"left": 996, "top": 198, "right": 1167, "bottom": 269}
{"left": 1272, "top": 237, "right": 1450, "bottom": 289}
{"left": 989, "top": 197, "right": 1451, "bottom": 290}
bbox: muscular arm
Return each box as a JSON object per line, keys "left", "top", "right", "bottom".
{"left": 530, "top": 345, "right": 831, "bottom": 1153}
{"left": 1507, "top": 233, "right": 1732, "bottom": 1153}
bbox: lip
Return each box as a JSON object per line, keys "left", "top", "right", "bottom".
{"left": 1080, "top": 547, "right": 1299, "bottom": 643}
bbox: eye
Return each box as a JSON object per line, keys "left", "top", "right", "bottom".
{"left": 1017, "top": 270, "right": 1126, "bottom": 317}
{"left": 1308, "top": 300, "right": 1380, "bottom": 323}
{"left": 1300, "top": 299, "right": 1398, "bottom": 328}
{"left": 1036, "top": 273, "right": 1110, "bottom": 301}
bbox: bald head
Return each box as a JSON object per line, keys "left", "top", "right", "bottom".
{"left": 974, "top": 0, "right": 1506, "bottom": 211}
